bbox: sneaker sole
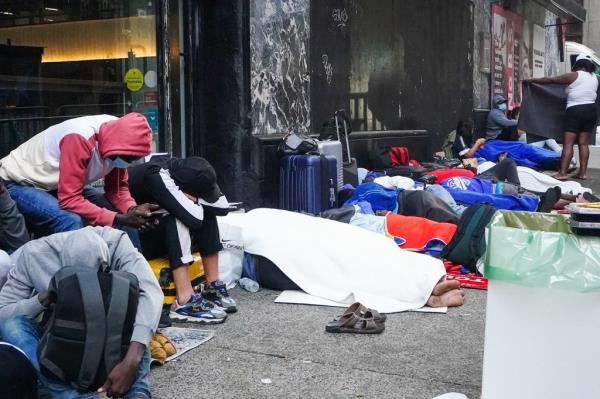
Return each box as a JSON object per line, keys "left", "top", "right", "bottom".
{"left": 169, "top": 311, "right": 227, "bottom": 324}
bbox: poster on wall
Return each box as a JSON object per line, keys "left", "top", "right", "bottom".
{"left": 533, "top": 24, "right": 545, "bottom": 78}
{"left": 491, "top": 4, "right": 523, "bottom": 109}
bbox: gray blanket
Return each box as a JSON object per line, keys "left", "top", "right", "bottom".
{"left": 519, "top": 83, "right": 599, "bottom": 145}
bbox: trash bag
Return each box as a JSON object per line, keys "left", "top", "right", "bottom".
{"left": 484, "top": 211, "right": 600, "bottom": 293}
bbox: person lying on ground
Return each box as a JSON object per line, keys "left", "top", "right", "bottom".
{"left": 0, "top": 226, "right": 163, "bottom": 399}
{"left": 0, "top": 113, "right": 158, "bottom": 248}
{"left": 524, "top": 54, "right": 600, "bottom": 180}
{"left": 128, "top": 156, "right": 235, "bottom": 324}
{"left": 486, "top": 95, "right": 519, "bottom": 141}
{"left": 452, "top": 123, "right": 522, "bottom": 185}
{"left": 440, "top": 175, "right": 561, "bottom": 212}
{"left": 0, "top": 179, "right": 29, "bottom": 288}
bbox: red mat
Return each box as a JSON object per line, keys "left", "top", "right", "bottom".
{"left": 446, "top": 271, "right": 488, "bottom": 290}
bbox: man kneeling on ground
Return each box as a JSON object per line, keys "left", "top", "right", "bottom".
{"left": 128, "top": 156, "right": 235, "bottom": 324}
{"left": 0, "top": 227, "right": 163, "bottom": 398}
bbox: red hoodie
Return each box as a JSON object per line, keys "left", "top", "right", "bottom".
{"left": 54, "top": 113, "right": 152, "bottom": 226}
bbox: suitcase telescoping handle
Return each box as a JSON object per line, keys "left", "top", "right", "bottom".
{"left": 334, "top": 109, "right": 352, "bottom": 164}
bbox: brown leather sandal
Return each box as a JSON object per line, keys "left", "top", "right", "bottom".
{"left": 325, "top": 310, "right": 385, "bottom": 334}
{"left": 334, "top": 302, "right": 387, "bottom": 323}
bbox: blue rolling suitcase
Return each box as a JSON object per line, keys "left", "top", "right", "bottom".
{"left": 279, "top": 155, "right": 337, "bottom": 214}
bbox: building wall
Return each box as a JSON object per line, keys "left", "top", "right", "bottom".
{"left": 473, "top": 0, "right": 562, "bottom": 110}
{"left": 249, "top": 0, "right": 310, "bottom": 135}
{"left": 583, "top": 0, "right": 600, "bottom": 53}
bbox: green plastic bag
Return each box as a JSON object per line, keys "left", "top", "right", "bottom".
{"left": 484, "top": 211, "right": 600, "bottom": 293}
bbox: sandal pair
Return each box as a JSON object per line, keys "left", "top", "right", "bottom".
{"left": 325, "top": 302, "right": 386, "bottom": 334}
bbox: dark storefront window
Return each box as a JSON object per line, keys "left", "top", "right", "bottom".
{"left": 0, "top": 0, "right": 160, "bottom": 156}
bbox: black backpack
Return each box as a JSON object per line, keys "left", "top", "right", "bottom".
{"left": 441, "top": 203, "right": 497, "bottom": 273}
{"left": 37, "top": 267, "right": 139, "bottom": 392}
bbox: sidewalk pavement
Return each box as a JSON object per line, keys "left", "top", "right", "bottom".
{"left": 150, "top": 169, "right": 600, "bottom": 399}
{"left": 150, "top": 283, "right": 485, "bottom": 398}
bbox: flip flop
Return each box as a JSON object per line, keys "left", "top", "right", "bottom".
{"left": 574, "top": 175, "right": 587, "bottom": 180}
{"left": 583, "top": 192, "right": 600, "bottom": 203}
{"left": 333, "top": 302, "right": 387, "bottom": 323}
{"left": 326, "top": 310, "right": 385, "bottom": 334}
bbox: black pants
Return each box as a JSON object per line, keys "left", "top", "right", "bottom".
{"left": 496, "top": 125, "right": 519, "bottom": 141}
{"left": 140, "top": 213, "right": 222, "bottom": 270}
{"left": 480, "top": 158, "right": 521, "bottom": 185}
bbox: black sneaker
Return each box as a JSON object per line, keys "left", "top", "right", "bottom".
{"left": 158, "top": 305, "right": 172, "bottom": 328}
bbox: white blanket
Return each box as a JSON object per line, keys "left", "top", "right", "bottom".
{"left": 478, "top": 161, "right": 590, "bottom": 195}
{"left": 239, "top": 209, "right": 446, "bottom": 313}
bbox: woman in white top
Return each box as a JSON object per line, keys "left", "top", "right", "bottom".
{"left": 525, "top": 54, "right": 599, "bottom": 180}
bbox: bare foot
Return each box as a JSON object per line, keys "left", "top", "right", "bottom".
{"left": 552, "top": 174, "right": 570, "bottom": 181}
{"left": 427, "top": 289, "right": 465, "bottom": 308}
{"left": 575, "top": 175, "right": 587, "bottom": 180}
{"left": 432, "top": 279, "right": 460, "bottom": 296}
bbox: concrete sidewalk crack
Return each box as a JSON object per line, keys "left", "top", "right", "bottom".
{"left": 213, "top": 344, "right": 480, "bottom": 390}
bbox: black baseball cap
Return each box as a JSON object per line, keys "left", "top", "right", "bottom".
{"left": 168, "top": 157, "right": 223, "bottom": 203}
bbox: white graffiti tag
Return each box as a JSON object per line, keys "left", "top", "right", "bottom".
{"left": 322, "top": 54, "right": 333, "bottom": 85}
{"left": 332, "top": 8, "right": 348, "bottom": 28}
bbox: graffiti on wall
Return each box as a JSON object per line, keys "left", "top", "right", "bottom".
{"left": 250, "top": 0, "right": 310, "bottom": 135}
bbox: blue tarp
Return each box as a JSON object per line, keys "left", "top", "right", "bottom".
{"left": 441, "top": 176, "right": 539, "bottom": 211}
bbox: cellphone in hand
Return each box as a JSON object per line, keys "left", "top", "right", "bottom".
{"left": 150, "top": 209, "right": 169, "bottom": 217}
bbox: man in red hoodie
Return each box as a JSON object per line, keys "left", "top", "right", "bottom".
{"left": 0, "top": 113, "right": 157, "bottom": 246}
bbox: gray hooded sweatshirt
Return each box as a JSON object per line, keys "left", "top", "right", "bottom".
{"left": 486, "top": 94, "right": 518, "bottom": 139}
{"left": 0, "top": 226, "right": 163, "bottom": 346}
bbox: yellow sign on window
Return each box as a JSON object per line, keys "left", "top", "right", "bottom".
{"left": 124, "top": 68, "right": 144, "bottom": 92}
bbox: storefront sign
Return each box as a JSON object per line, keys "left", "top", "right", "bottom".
{"left": 533, "top": 24, "right": 545, "bottom": 78}
{"left": 124, "top": 68, "right": 144, "bottom": 92}
{"left": 491, "top": 4, "right": 523, "bottom": 109}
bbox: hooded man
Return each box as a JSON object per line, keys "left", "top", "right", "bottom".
{"left": 0, "top": 113, "right": 158, "bottom": 244}
{"left": 128, "top": 156, "right": 235, "bottom": 324}
{"left": 0, "top": 226, "right": 163, "bottom": 398}
{"left": 486, "top": 95, "right": 519, "bottom": 141}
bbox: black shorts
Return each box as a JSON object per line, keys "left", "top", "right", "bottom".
{"left": 565, "top": 104, "right": 598, "bottom": 133}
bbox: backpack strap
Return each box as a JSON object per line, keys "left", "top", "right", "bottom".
{"left": 103, "top": 273, "right": 132, "bottom": 375}
{"left": 76, "top": 272, "right": 107, "bottom": 391}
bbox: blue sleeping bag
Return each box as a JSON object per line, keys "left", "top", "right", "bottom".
{"left": 475, "top": 140, "right": 560, "bottom": 169}
{"left": 441, "top": 177, "right": 539, "bottom": 211}
{"left": 343, "top": 182, "right": 400, "bottom": 212}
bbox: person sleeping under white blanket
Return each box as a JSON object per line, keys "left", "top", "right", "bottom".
{"left": 235, "top": 208, "right": 463, "bottom": 313}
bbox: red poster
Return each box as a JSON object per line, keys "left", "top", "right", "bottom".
{"left": 492, "top": 5, "right": 523, "bottom": 109}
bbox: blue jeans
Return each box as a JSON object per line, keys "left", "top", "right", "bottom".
{"left": 5, "top": 182, "right": 141, "bottom": 249}
{"left": 426, "top": 185, "right": 467, "bottom": 216}
{"left": 0, "top": 316, "right": 151, "bottom": 399}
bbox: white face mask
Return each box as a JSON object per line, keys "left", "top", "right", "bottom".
{"left": 110, "top": 157, "right": 131, "bottom": 169}
{"left": 498, "top": 103, "right": 507, "bottom": 111}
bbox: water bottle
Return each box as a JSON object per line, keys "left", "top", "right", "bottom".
{"left": 239, "top": 277, "right": 260, "bottom": 293}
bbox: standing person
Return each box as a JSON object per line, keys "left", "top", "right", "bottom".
{"left": 128, "top": 156, "right": 236, "bottom": 324}
{"left": 0, "top": 113, "right": 158, "bottom": 247}
{"left": 0, "top": 227, "right": 163, "bottom": 398}
{"left": 486, "top": 95, "right": 519, "bottom": 141}
{"left": 525, "top": 54, "right": 600, "bottom": 180}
